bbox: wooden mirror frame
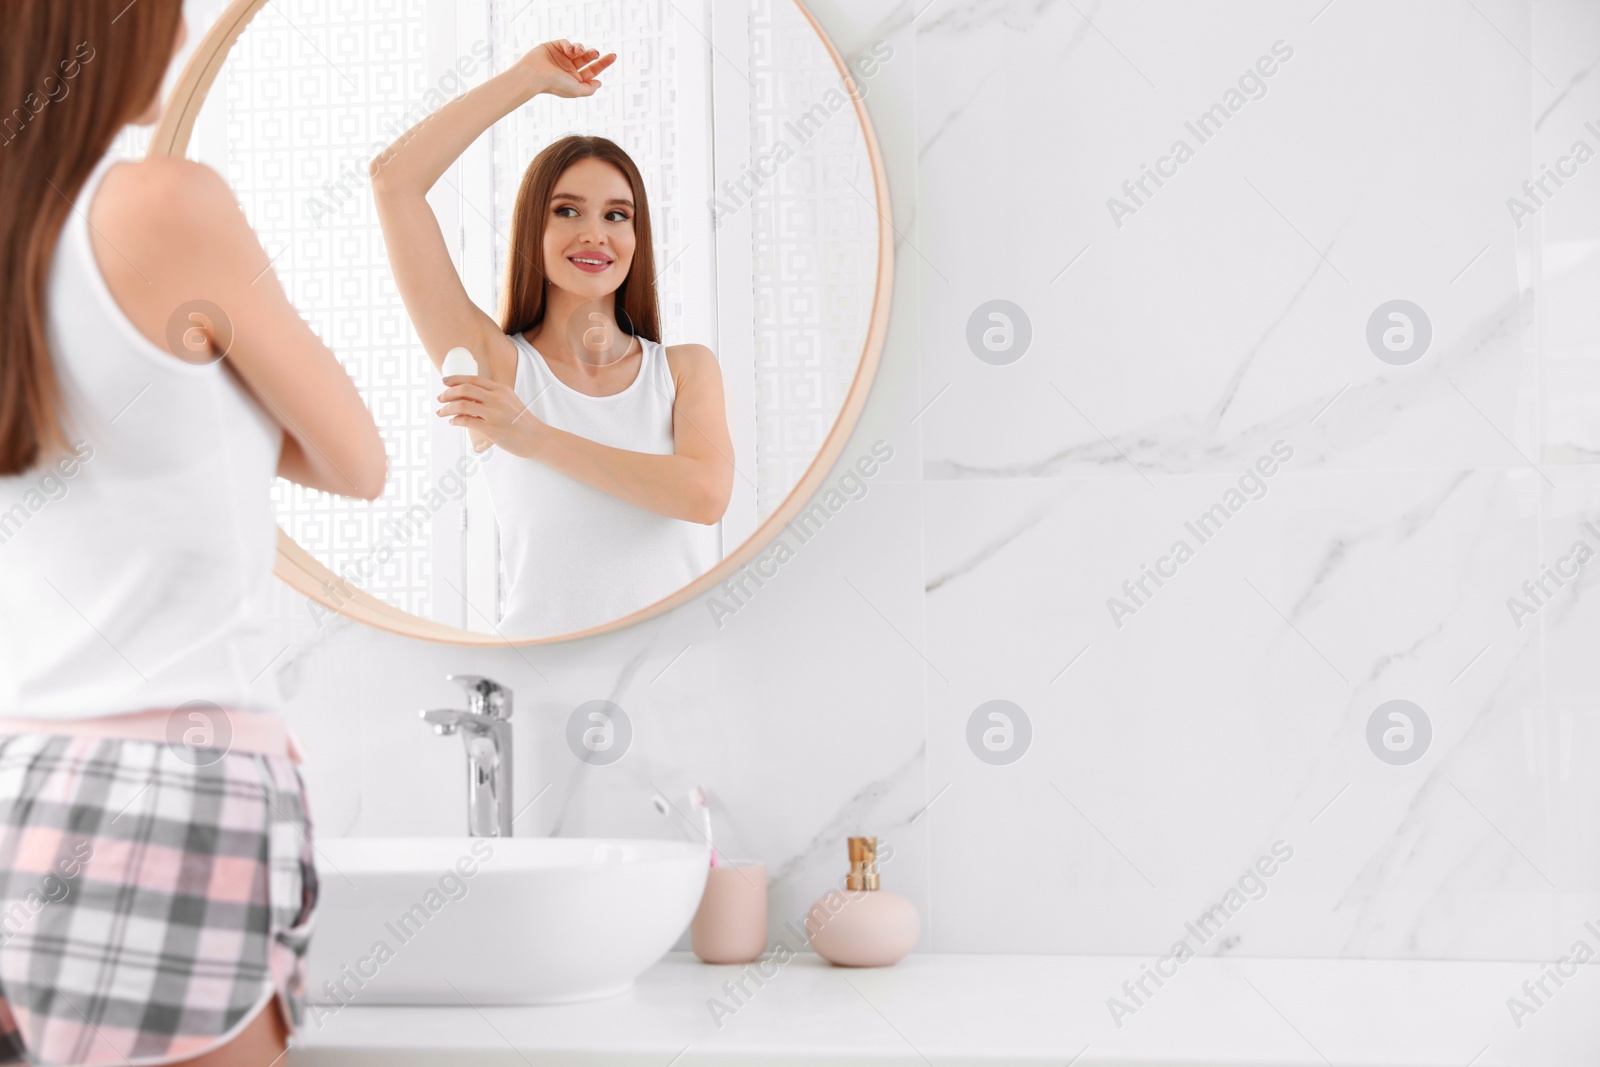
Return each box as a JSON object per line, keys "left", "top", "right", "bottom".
{"left": 150, "top": 0, "right": 894, "bottom": 646}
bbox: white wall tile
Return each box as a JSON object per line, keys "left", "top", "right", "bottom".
{"left": 257, "top": 0, "right": 1597, "bottom": 961}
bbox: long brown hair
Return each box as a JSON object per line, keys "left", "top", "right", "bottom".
{"left": 499, "top": 135, "right": 662, "bottom": 345}
{"left": 0, "top": 0, "right": 184, "bottom": 475}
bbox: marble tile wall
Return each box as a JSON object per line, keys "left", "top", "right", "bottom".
{"left": 250, "top": 0, "right": 1599, "bottom": 959}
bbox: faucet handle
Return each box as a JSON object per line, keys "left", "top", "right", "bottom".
{"left": 446, "top": 673, "right": 513, "bottom": 719}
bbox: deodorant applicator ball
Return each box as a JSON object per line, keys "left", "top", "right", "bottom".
{"left": 441, "top": 347, "right": 478, "bottom": 379}
{"left": 439, "top": 346, "right": 491, "bottom": 452}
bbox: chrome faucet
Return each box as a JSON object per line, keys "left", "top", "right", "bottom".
{"left": 421, "top": 674, "right": 514, "bottom": 837}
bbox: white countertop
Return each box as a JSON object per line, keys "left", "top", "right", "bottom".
{"left": 290, "top": 951, "right": 1597, "bottom": 1065}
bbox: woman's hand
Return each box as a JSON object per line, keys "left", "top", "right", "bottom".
{"left": 438, "top": 375, "right": 545, "bottom": 458}
{"left": 518, "top": 39, "right": 617, "bottom": 98}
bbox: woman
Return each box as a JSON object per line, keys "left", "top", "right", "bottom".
{"left": 371, "top": 39, "right": 735, "bottom": 638}
{"left": 0, "top": 2, "right": 385, "bottom": 1063}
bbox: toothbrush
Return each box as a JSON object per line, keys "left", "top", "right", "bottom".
{"left": 688, "top": 786, "right": 718, "bottom": 867}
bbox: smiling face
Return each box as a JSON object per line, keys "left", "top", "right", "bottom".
{"left": 542, "top": 156, "right": 637, "bottom": 300}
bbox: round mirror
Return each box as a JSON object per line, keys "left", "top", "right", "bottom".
{"left": 152, "top": 0, "right": 891, "bottom": 643}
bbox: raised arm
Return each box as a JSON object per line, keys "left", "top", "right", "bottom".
{"left": 368, "top": 40, "right": 617, "bottom": 374}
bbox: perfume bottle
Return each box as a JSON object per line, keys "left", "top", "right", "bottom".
{"left": 804, "top": 836, "right": 919, "bottom": 967}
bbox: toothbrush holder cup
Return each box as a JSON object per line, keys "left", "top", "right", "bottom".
{"left": 690, "top": 859, "right": 767, "bottom": 965}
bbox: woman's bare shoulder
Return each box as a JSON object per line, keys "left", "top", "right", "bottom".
{"left": 95, "top": 157, "right": 234, "bottom": 224}
{"left": 86, "top": 157, "right": 266, "bottom": 354}
{"left": 92, "top": 157, "right": 251, "bottom": 270}
{"left": 664, "top": 343, "right": 721, "bottom": 400}
{"left": 664, "top": 342, "right": 719, "bottom": 379}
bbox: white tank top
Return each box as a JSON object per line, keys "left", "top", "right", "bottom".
{"left": 0, "top": 151, "right": 284, "bottom": 718}
{"left": 485, "top": 331, "right": 719, "bottom": 637}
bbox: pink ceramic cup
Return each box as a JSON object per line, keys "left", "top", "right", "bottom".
{"left": 690, "top": 859, "right": 767, "bottom": 964}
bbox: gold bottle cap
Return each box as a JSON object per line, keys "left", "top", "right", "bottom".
{"left": 846, "top": 836, "right": 879, "bottom": 891}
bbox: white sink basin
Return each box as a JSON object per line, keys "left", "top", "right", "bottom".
{"left": 304, "top": 837, "right": 709, "bottom": 1006}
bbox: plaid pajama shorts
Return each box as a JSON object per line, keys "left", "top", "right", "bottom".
{"left": 0, "top": 732, "right": 319, "bottom": 1065}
